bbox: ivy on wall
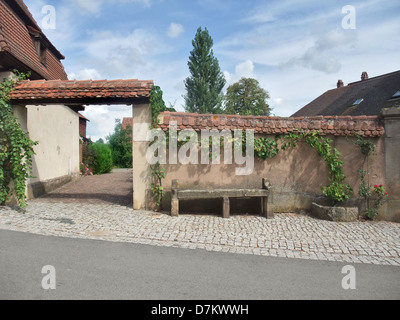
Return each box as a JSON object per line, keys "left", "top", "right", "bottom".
{"left": 253, "top": 130, "right": 353, "bottom": 204}
{"left": 0, "top": 71, "right": 37, "bottom": 207}
{"left": 149, "top": 86, "right": 354, "bottom": 208}
{"left": 355, "top": 136, "right": 387, "bottom": 219}
{"left": 149, "top": 85, "right": 174, "bottom": 209}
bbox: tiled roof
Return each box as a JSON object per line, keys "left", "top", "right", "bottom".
{"left": 0, "top": 0, "right": 67, "bottom": 80}
{"left": 78, "top": 112, "right": 89, "bottom": 121}
{"left": 122, "top": 117, "right": 133, "bottom": 130}
{"left": 9, "top": 79, "right": 154, "bottom": 104}
{"left": 157, "top": 112, "right": 385, "bottom": 137}
{"left": 292, "top": 70, "right": 400, "bottom": 117}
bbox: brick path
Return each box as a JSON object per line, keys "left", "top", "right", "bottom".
{"left": 30, "top": 168, "right": 133, "bottom": 207}
{"left": 0, "top": 169, "right": 399, "bottom": 266}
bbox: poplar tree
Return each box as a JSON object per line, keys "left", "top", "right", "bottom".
{"left": 184, "top": 27, "right": 226, "bottom": 114}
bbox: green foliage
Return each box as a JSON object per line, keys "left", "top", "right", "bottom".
{"left": 355, "top": 136, "right": 385, "bottom": 220}
{"left": 0, "top": 70, "right": 37, "bottom": 207}
{"left": 304, "top": 132, "right": 352, "bottom": 203}
{"left": 184, "top": 27, "right": 226, "bottom": 114}
{"left": 107, "top": 119, "right": 132, "bottom": 168}
{"left": 253, "top": 130, "right": 352, "bottom": 204}
{"left": 321, "top": 182, "right": 353, "bottom": 204}
{"left": 365, "top": 184, "right": 388, "bottom": 220}
{"left": 150, "top": 163, "right": 166, "bottom": 208}
{"left": 358, "top": 169, "right": 371, "bottom": 199}
{"left": 150, "top": 85, "right": 175, "bottom": 128}
{"left": 355, "top": 135, "right": 375, "bottom": 157}
{"left": 149, "top": 85, "right": 175, "bottom": 208}
{"left": 254, "top": 137, "right": 279, "bottom": 159}
{"left": 224, "top": 77, "right": 271, "bottom": 116}
{"left": 88, "top": 142, "right": 113, "bottom": 175}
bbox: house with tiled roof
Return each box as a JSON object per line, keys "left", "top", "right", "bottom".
{"left": 1, "top": 0, "right": 153, "bottom": 208}
{"left": 0, "top": 0, "right": 68, "bottom": 80}
{"left": 292, "top": 70, "right": 400, "bottom": 117}
{"left": 0, "top": 0, "right": 86, "bottom": 198}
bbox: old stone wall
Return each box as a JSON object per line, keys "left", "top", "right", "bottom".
{"left": 156, "top": 111, "right": 399, "bottom": 221}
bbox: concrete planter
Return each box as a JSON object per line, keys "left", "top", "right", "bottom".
{"left": 311, "top": 202, "right": 359, "bottom": 222}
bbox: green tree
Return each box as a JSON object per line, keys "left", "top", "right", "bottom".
{"left": 184, "top": 27, "right": 226, "bottom": 114}
{"left": 88, "top": 142, "right": 113, "bottom": 174}
{"left": 106, "top": 119, "right": 132, "bottom": 168}
{"left": 223, "top": 77, "right": 271, "bottom": 116}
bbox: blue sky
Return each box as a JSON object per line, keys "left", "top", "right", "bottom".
{"left": 25, "top": 0, "right": 400, "bottom": 141}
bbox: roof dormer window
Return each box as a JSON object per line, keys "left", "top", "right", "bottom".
{"left": 352, "top": 98, "right": 364, "bottom": 106}
{"left": 28, "top": 26, "right": 47, "bottom": 67}
{"left": 391, "top": 90, "right": 400, "bottom": 99}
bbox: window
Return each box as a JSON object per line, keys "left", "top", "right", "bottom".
{"left": 352, "top": 98, "right": 364, "bottom": 106}
{"left": 391, "top": 90, "right": 400, "bottom": 99}
{"left": 29, "top": 27, "right": 47, "bottom": 67}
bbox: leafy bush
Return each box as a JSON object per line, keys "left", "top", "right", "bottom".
{"left": 107, "top": 119, "right": 132, "bottom": 168}
{"left": 88, "top": 143, "right": 113, "bottom": 174}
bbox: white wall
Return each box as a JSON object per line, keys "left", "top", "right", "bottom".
{"left": 26, "top": 104, "right": 80, "bottom": 183}
{"left": 0, "top": 71, "right": 14, "bottom": 82}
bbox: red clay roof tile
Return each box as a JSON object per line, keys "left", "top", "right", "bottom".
{"left": 156, "top": 112, "right": 385, "bottom": 138}
{"left": 9, "top": 79, "right": 154, "bottom": 103}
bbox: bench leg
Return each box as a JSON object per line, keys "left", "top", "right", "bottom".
{"left": 171, "top": 198, "right": 179, "bottom": 217}
{"left": 223, "top": 197, "right": 230, "bottom": 218}
{"left": 262, "top": 196, "right": 274, "bottom": 219}
{"left": 171, "top": 179, "right": 179, "bottom": 217}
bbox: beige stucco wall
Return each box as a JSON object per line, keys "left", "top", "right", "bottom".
{"left": 132, "top": 103, "right": 152, "bottom": 210}
{"left": 26, "top": 104, "right": 80, "bottom": 184}
{"left": 161, "top": 133, "right": 388, "bottom": 218}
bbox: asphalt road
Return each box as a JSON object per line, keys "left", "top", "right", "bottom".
{"left": 0, "top": 229, "right": 399, "bottom": 300}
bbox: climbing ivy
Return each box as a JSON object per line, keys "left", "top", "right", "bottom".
{"left": 149, "top": 85, "right": 175, "bottom": 209}
{"left": 0, "top": 70, "right": 37, "bottom": 207}
{"left": 355, "top": 135, "right": 387, "bottom": 219}
{"left": 254, "top": 130, "right": 353, "bottom": 204}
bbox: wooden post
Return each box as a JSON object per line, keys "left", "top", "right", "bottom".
{"left": 223, "top": 196, "right": 230, "bottom": 218}
{"left": 171, "top": 179, "right": 179, "bottom": 217}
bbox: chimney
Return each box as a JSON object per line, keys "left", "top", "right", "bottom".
{"left": 337, "top": 80, "right": 344, "bottom": 88}
{"left": 361, "top": 72, "right": 369, "bottom": 81}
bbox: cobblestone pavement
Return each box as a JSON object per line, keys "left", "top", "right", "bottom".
{"left": 0, "top": 170, "right": 399, "bottom": 266}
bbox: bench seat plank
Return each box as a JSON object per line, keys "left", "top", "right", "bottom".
{"left": 171, "top": 179, "right": 273, "bottom": 219}
{"left": 177, "top": 189, "right": 269, "bottom": 200}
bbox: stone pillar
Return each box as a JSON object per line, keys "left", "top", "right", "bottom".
{"left": 132, "top": 103, "right": 152, "bottom": 210}
{"left": 382, "top": 106, "right": 400, "bottom": 222}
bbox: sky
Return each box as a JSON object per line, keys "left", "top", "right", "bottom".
{"left": 25, "top": 0, "right": 400, "bottom": 141}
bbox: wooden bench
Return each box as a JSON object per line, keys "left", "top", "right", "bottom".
{"left": 171, "top": 179, "right": 273, "bottom": 219}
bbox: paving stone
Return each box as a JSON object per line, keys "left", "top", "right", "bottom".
{"left": 1, "top": 171, "right": 400, "bottom": 266}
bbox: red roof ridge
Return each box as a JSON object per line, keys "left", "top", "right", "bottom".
{"left": 156, "top": 112, "right": 385, "bottom": 137}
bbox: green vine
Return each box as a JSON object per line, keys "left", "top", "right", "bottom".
{"left": 150, "top": 163, "right": 166, "bottom": 209}
{"left": 149, "top": 85, "right": 175, "bottom": 208}
{"left": 0, "top": 70, "right": 37, "bottom": 208}
{"left": 355, "top": 136, "right": 387, "bottom": 219}
{"left": 254, "top": 130, "right": 353, "bottom": 204}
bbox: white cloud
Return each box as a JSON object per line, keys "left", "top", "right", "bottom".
{"left": 81, "top": 105, "right": 132, "bottom": 141}
{"left": 80, "top": 28, "right": 169, "bottom": 79}
{"left": 223, "top": 60, "right": 256, "bottom": 88}
{"left": 68, "top": 68, "right": 102, "bottom": 80}
{"left": 167, "top": 23, "right": 184, "bottom": 38}
{"left": 280, "top": 28, "right": 358, "bottom": 74}
{"left": 69, "top": 0, "right": 152, "bottom": 14}
{"left": 235, "top": 60, "right": 255, "bottom": 79}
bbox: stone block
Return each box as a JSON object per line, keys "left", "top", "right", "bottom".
{"left": 311, "top": 202, "right": 359, "bottom": 222}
